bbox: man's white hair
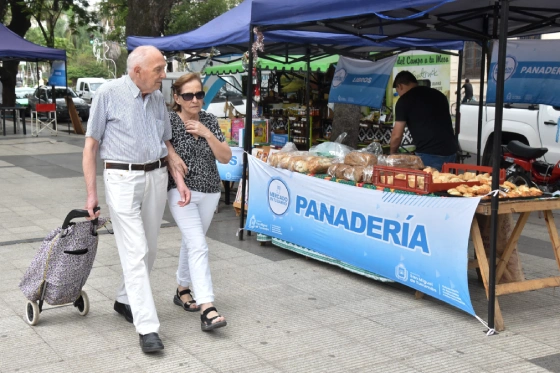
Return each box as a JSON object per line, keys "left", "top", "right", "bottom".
{"left": 127, "top": 46, "right": 162, "bottom": 74}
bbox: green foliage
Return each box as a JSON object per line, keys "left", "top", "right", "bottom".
{"left": 165, "top": 0, "right": 242, "bottom": 36}
{"left": 67, "top": 52, "right": 113, "bottom": 85}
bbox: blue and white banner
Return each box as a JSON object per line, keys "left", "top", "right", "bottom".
{"left": 329, "top": 55, "right": 397, "bottom": 109}
{"left": 487, "top": 40, "right": 560, "bottom": 106}
{"left": 47, "top": 60, "right": 66, "bottom": 86}
{"left": 245, "top": 155, "right": 479, "bottom": 316}
{"left": 216, "top": 147, "right": 243, "bottom": 182}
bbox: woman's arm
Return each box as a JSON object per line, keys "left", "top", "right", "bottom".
{"left": 184, "top": 118, "right": 232, "bottom": 164}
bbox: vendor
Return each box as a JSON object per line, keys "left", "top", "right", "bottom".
{"left": 390, "top": 71, "right": 457, "bottom": 171}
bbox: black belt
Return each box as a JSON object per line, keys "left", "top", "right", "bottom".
{"left": 105, "top": 158, "right": 167, "bottom": 172}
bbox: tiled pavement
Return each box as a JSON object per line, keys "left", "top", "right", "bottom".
{"left": 1, "top": 126, "right": 559, "bottom": 372}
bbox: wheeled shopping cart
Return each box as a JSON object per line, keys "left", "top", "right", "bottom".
{"left": 19, "top": 207, "right": 108, "bottom": 325}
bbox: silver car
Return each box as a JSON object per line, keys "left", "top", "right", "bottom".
{"left": 28, "top": 86, "right": 90, "bottom": 121}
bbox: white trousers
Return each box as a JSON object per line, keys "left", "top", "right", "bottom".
{"left": 104, "top": 166, "right": 167, "bottom": 335}
{"left": 167, "top": 188, "right": 220, "bottom": 305}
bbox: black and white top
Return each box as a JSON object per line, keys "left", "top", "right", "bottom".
{"left": 167, "top": 110, "right": 226, "bottom": 193}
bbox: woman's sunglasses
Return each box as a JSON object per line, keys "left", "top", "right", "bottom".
{"left": 178, "top": 91, "right": 205, "bottom": 101}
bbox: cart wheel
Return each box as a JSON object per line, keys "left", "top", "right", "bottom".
{"left": 74, "top": 291, "right": 89, "bottom": 316}
{"left": 25, "top": 301, "right": 40, "bottom": 326}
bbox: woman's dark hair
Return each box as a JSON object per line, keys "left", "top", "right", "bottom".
{"left": 171, "top": 72, "right": 204, "bottom": 112}
{"left": 392, "top": 70, "right": 418, "bottom": 88}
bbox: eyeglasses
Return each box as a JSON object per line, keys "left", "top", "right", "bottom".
{"left": 179, "top": 91, "right": 205, "bottom": 101}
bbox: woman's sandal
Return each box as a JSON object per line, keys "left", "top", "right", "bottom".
{"left": 173, "top": 288, "right": 200, "bottom": 312}
{"left": 200, "top": 307, "right": 227, "bottom": 331}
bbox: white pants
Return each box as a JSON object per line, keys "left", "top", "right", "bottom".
{"left": 167, "top": 188, "right": 220, "bottom": 305}
{"left": 104, "top": 166, "right": 168, "bottom": 335}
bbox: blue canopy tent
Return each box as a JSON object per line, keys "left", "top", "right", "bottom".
{"left": 0, "top": 23, "right": 66, "bottom": 61}
{"left": 250, "top": 0, "right": 560, "bottom": 332}
{"left": 0, "top": 23, "right": 67, "bottom": 135}
{"left": 126, "top": 0, "right": 463, "bottom": 59}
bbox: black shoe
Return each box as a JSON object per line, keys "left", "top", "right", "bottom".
{"left": 113, "top": 301, "right": 133, "bottom": 323}
{"left": 139, "top": 332, "right": 164, "bottom": 353}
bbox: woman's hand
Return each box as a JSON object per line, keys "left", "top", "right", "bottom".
{"left": 185, "top": 120, "right": 213, "bottom": 139}
{"left": 176, "top": 182, "right": 191, "bottom": 207}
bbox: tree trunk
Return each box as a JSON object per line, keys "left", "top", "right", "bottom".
{"left": 2, "top": 0, "right": 32, "bottom": 106}
{"left": 330, "top": 103, "right": 362, "bottom": 149}
{"left": 125, "top": 0, "right": 175, "bottom": 37}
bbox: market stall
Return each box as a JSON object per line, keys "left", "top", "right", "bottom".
{"left": 248, "top": 0, "right": 560, "bottom": 332}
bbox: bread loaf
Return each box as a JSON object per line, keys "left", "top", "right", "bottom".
{"left": 379, "top": 154, "right": 425, "bottom": 169}
{"left": 307, "top": 157, "right": 334, "bottom": 174}
{"left": 344, "top": 152, "right": 378, "bottom": 167}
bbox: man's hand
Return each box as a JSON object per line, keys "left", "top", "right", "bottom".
{"left": 176, "top": 182, "right": 191, "bottom": 207}
{"left": 167, "top": 149, "right": 188, "bottom": 178}
{"left": 85, "top": 195, "right": 100, "bottom": 220}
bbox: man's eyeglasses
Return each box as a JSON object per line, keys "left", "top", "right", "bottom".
{"left": 179, "top": 91, "right": 205, "bottom": 101}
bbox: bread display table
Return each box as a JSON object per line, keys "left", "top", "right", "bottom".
{"left": 470, "top": 198, "right": 560, "bottom": 331}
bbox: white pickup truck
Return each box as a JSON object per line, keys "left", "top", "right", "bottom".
{"left": 458, "top": 102, "right": 560, "bottom": 165}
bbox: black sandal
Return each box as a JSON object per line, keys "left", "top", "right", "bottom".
{"left": 173, "top": 288, "right": 200, "bottom": 312}
{"left": 200, "top": 307, "right": 227, "bottom": 331}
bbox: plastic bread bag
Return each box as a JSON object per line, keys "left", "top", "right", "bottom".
{"left": 307, "top": 156, "right": 335, "bottom": 174}
{"left": 277, "top": 151, "right": 309, "bottom": 169}
{"left": 288, "top": 155, "right": 312, "bottom": 172}
{"left": 342, "top": 165, "right": 375, "bottom": 183}
{"left": 344, "top": 151, "right": 378, "bottom": 167}
{"left": 327, "top": 163, "right": 351, "bottom": 178}
{"left": 268, "top": 142, "right": 298, "bottom": 166}
{"left": 377, "top": 154, "right": 425, "bottom": 169}
{"left": 309, "top": 132, "right": 354, "bottom": 161}
{"left": 359, "top": 141, "right": 383, "bottom": 156}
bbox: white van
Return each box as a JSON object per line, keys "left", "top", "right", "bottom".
{"left": 76, "top": 78, "right": 107, "bottom": 104}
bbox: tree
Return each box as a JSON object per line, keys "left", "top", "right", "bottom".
{"left": 1, "top": 0, "right": 32, "bottom": 106}
{"left": 165, "top": 0, "right": 241, "bottom": 35}
{"left": 125, "top": 0, "right": 175, "bottom": 37}
{"left": 25, "top": 0, "right": 95, "bottom": 49}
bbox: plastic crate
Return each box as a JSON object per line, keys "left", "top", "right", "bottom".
{"left": 372, "top": 163, "right": 506, "bottom": 195}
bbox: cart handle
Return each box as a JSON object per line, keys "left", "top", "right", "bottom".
{"left": 64, "top": 248, "right": 89, "bottom": 255}
{"left": 62, "top": 207, "right": 100, "bottom": 230}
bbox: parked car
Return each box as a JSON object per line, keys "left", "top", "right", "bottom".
{"left": 15, "top": 87, "right": 36, "bottom": 116}
{"left": 28, "top": 86, "right": 90, "bottom": 121}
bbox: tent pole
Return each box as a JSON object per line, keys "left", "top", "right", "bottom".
{"left": 455, "top": 49, "right": 463, "bottom": 154}
{"left": 306, "top": 48, "right": 311, "bottom": 148}
{"left": 488, "top": 0, "right": 510, "bottom": 333}
{"left": 66, "top": 61, "right": 70, "bottom": 135}
{"left": 239, "top": 26, "right": 255, "bottom": 241}
{"left": 476, "top": 39, "right": 488, "bottom": 166}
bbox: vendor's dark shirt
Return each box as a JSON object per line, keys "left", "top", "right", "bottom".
{"left": 462, "top": 82, "right": 473, "bottom": 99}
{"left": 167, "top": 110, "right": 226, "bottom": 193}
{"left": 395, "top": 86, "right": 457, "bottom": 156}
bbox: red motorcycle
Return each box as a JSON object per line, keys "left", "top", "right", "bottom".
{"left": 501, "top": 140, "right": 560, "bottom": 192}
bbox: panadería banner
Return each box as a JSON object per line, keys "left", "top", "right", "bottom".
{"left": 245, "top": 155, "right": 479, "bottom": 316}
{"left": 328, "top": 55, "right": 397, "bottom": 109}
{"left": 487, "top": 40, "right": 560, "bottom": 106}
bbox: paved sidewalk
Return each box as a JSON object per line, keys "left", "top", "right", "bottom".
{"left": 1, "top": 130, "right": 560, "bottom": 372}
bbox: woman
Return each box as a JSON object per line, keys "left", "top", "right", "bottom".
{"left": 167, "top": 72, "right": 232, "bottom": 331}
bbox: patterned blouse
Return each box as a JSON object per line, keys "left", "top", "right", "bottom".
{"left": 167, "top": 110, "right": 226, "bottom": 193}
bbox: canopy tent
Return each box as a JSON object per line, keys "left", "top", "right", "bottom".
{"left": 203, "top": 55, "right": 340, "bottom": 75}
{"left": 126, "top": 0, "right": 463, "bottom": 59}
{"left": 248, "top": 0, "right": 560, "bottom": 332}
{"left": 251, "top": 0, "right": 560, "bottom": 41}
{"left": 0, "top": 23, "right": 66, "bottom": 61}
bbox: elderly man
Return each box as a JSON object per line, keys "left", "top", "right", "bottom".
{"left": 83, "top": 46, "right": 189, "bottom": 353}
